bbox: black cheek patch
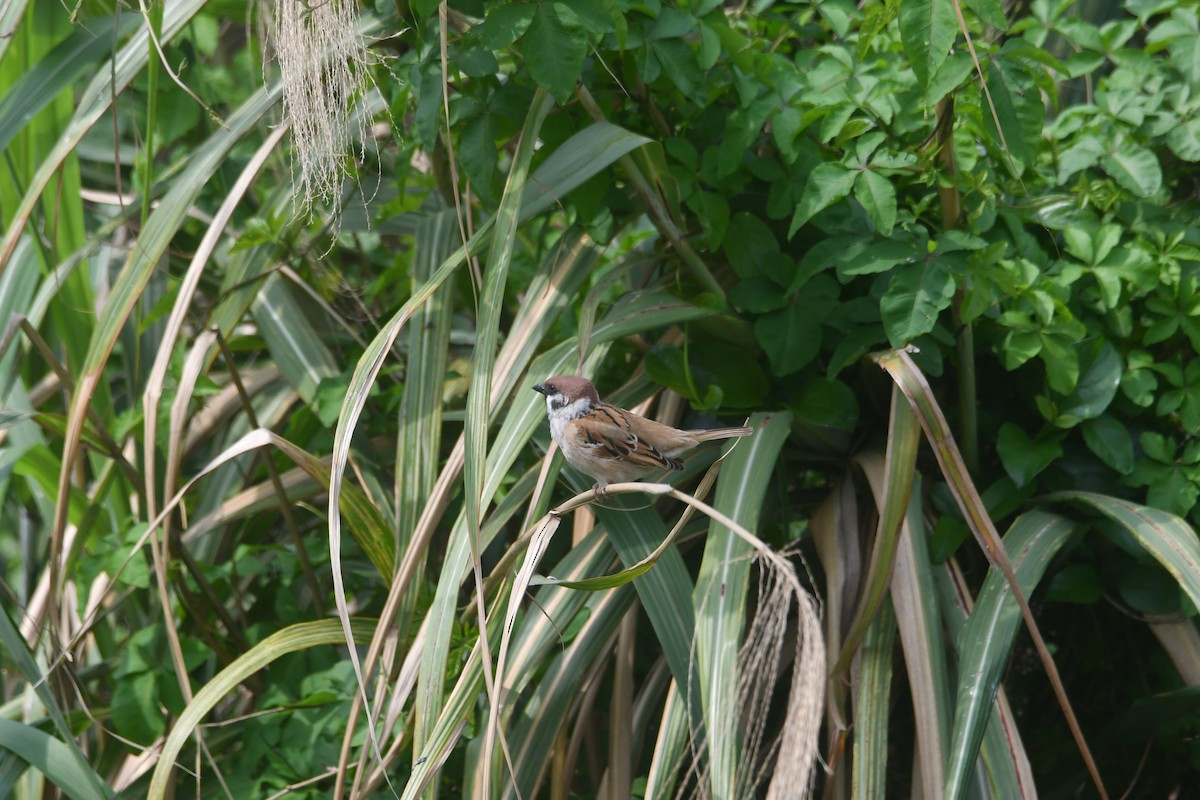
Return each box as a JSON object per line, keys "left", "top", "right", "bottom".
{"left": 550, "top": 396, "right": 565, "bottom": 410}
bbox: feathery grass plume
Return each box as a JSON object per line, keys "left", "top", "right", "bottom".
{"left": 262, "top": 0, "right": 374, "bottom": 217}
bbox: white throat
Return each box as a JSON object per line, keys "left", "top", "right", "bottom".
{"left": 548, "top": 396, "right": 592, "bottom": 444}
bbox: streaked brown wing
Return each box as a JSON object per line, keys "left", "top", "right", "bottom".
{"left": 579, "top": 405, "right": 684, "bottom": 471}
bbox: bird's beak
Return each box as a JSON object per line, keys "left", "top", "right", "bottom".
{"left": 532, "top": 383, "right": 547, "bottom": 395}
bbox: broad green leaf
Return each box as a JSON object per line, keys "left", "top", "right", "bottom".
{"left": 1101, "top": 139, "right": 1163, "bottom": 197}
{"left": 983, "top": 51, "right": 1044, "bottom": 176}
{"left": 754, "top": 275, "right": 839, "bottom": 375}
{"left": 480, "top": 3, "right": 536, "bottom": 49}
{"left": 964, "top": 0, "right": 1009, "bottom": 30}
{"left": 880, "top": 260, "right": 956, "bottom": 346}
{"left": 1057, "top": 340, "right": 1120, "bottom": 421}
{"left": 1081, "top": 415, "right": 1134, "bottom": 474}
{"left": 111, "top": 671, "right": 164, "bottom": 745}
{"left": 524, "top": 2, "right": 587, "bottom": 104}
{"left": 836, "top": 239, "right": 918, "bottom": 279}
{"left": 1044, "top": 563, "right": 1102, "bottom": 604}
{"left": 996, "top": 422, "right": 1062, "bottom": 487}
{"left": 724, "top": 212, "right": 780, "bottom": 279}
{"left": 898, "top": 0, "right": 958, "bottom": 88}
{"left": 1168, "top": 117, "right": 1200, "bottom": 161}
{"left": 789, "top": 162, "right": 857, "bottom": 236}
{"left": 854, "top": 170, "right": 898, "bottom": 235}
{"left": 790, "top": 377, "right": 859, "bottom": 431}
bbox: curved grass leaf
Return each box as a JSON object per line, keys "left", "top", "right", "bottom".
{"left": 1048, "top": 491, "right": 1200, "bottom": 609}
{"left": 0, "top": 607, "right": 110, "bottom": 800}
{"left": 147, "top": 619, "right": 375, "bottom": 799}
{"left": 944, "top": 511, "right": 1079, "bottom": 800}
{"left": 0, "top": 719, "right": 111, "bottom": 800}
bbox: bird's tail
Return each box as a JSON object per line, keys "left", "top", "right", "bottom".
{"left": 688, "top": 426, "right": 753, "bottom": 442}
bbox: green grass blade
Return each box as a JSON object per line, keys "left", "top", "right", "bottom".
{"left": 694, "top": 410, "right": 788, "bottom": 796}
{"left": 147, "top": 619, "right": 375, "bottom": 799}
{"left": 1048, "top": 491, "right": 1200, "bottom": 610}
{"left": 0, "top": 720, "right": 111, "bottom": 800}
{"left": 890, "top": 476, "right": 952, "bottom": 796}
{"left": 467, "top": 90, "right": 555, "bottom": 793}
{"left": 944, "top": 511, "right": 1079, "bottom": 800}
{"left": 0, "top": 0, "right": 29, "bottom": 64}
{"left": 835, "top": 391, "right": 920, "bottom": 674}
{"left": 852, "top": 600, "right": 897, "bottom": 799}
{"left": 0, "top": 0, "right": 207, "bottom": 274}
{"left": 0, "top": 14, "right": 140, "bottom": 155}
{"left": 0, "top": 606, "right": 110, "bottom": 800}
{"left": 518, "top": 121, "right": 652, "bottom": 219}
{"left": 251, "top": 273, "right": 341, "bottom": 405}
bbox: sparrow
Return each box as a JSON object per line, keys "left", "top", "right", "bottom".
{"left": 532, "top": 375, "right": 753, "bottom": 490}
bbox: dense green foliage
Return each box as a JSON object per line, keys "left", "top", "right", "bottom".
{"left": 2, "top": 0, "right": 1200, "bottom": 797}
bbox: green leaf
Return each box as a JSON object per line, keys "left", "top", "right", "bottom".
{"left": 880, "top": 260, "right": 956, "bottom": 346}
{"left": 729, "top": 276, "right": 789, "bottom": 313}
{"left": 983, "top": 51, "right": 1044, "bottom": 175}
{"left": 524, "top": 3, "right": 587, "bottom": 104}
{"left": 996, "top": 423, "right": 1063, "bottom": 487}
{"left": 724, "top": 212, "right": 780, "bottom": 278}
{"left": 854, "top": 169, "right": 898, "bottom": 235}
{"left": 459, "top": 113, "right": 498, "bottom": 198}
{"left": 788, "top": 162, "right": 856, "bottom": 236}
{"left": 1120, "top": 563, "right": 1182, "bottom": 614}
{"left": 790, "top": 377, "right": 859, "bottom": 431}
{"left": 964, "top": 0, "right": 1009, "bottom": 31}
{"left": 654, "top": 38, "right": 705, "bottom": 103}
{"left": 111, "top": 671, "right": 164, "bottom": 746}
{"left": 1040, "top": 331, "right": 1080, "bottom": 395}
{"left": 1167, "top": 117, "right": 1200, "bottom": 161}
{"left": 1057, "top": 340, "right": 1120, "bottom": 421}
{"left": 837, "top": 239, "right": 918, "bottom": 279}
{"left": 1044, "top": 564, "right": 1101, "bottom": 604}
{"left": 1081, "top": 415, "right": 1134, "bottom": 474}
{"left": 753, "top": 276, "right": 838, "bottom": 375}
{"left": 898, "top": 0, "right": 958, "bottom": 88}
{"left": 1101, "top": 139, "right": 1163, "bottom": 197}
{"left": 481, "top": 3, "right": 536, "bottom": 49}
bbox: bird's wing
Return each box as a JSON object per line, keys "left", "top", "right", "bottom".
{"left": 575, "top": 404, "right": 685, "bottom": 471}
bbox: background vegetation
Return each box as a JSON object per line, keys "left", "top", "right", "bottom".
{"left": 2, "top": 0, "right": 1200, "bottom": 797}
